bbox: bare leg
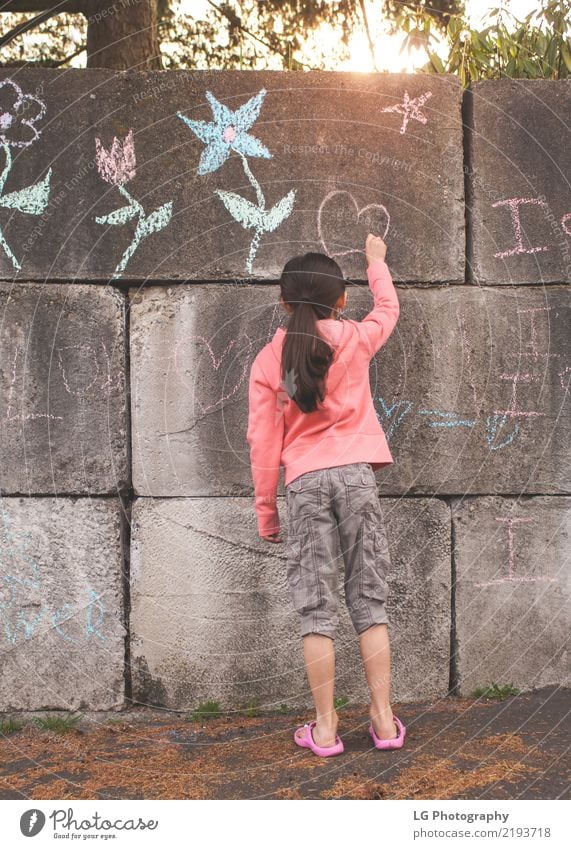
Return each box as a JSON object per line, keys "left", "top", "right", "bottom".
{"left": 295, "top": 633, "right": 338, "bottom": 747}
{"left": 359, "top": 623, "right": 398, "bottom": 739}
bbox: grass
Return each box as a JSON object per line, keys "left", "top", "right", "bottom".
{"left": 242, "top": 697, "right": 259, "bottom": 718}
{"left": 472, "top": 682, "right": 521, "bottom": 700}
{"left": 185, "top": 700, "right": 222, "bottom": 723}
{"left": 0, "top": 716, "right": 25, "bottom": 735}
{"left": 333, "top": 695, "right": 350, "bottom": 710}
{"left": 31, "top": 711, "right": 83, "bottom": 733}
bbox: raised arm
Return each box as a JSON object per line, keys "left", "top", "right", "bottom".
{"left": 357, "top": 234, "right": 400, "bottom": 358}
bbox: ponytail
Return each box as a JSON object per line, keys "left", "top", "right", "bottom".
{"left": 279, "top": 253, "right": 346, "bottom": 414}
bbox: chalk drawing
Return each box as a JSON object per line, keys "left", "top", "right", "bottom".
{"left": 3, "top": 347, "right": 64, "bottom": 426}
{"left": 375, "top": 396, "right": 414, "bottom": 440}
{"left": 172, "top": 333, "right": 253, "bottom": 417}
{"left": 418, "top": 409, "right": 477, "bottom": 428}
{"left": 0, "top": 79, "right": 53, "bottom": 271}
{"left": 374, "top": 394, "right": 522, "bottom": 452}
{"left": 494, "top": 372, "right": 545, "bottom": 419}
{"left": 317, "top": 190, "right": 390, "bottom": 259}
{"left": 57, "top": 342, "right": 118, "bottom": 396}
{"left": 484, "top": 413, "right": 519, "bottom": 450}
{"left": 95, "top": 128, "right": 173, "bottom": 280}
{"left": 492, "top": 197, "right": 550, "bottom": 258}
{"left": 475, "top": 516, "right": 557, "bottom": 586}
{"left": 3, "top": 341, "right": 120, "bottom": 430}
{"left": 0, "top": 507, "right": 107, "bottom": 646}
{"left": 85, "top": 589, "right": 106, "bottom": 642}
{"left": 381, "top": 90, "right": 433, "bottom": 135}
{"left": 558, "top": 364, "right": 571, "bottom": 392}
{"left": 51, "top": 603, "right": 75, "bottom": 643}
{"left": 177, "top": 89, "right": 296, "bottom": 274}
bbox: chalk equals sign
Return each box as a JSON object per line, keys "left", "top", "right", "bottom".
{"left": 417, "top": 409, "right": 477, "bottom": 428}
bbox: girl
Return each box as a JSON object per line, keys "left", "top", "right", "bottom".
{"left": 247, "top": 233, "right": 405, "bottom": 757}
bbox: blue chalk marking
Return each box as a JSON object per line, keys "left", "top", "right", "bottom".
{"left": 178, "top": 88, "right": 295, "bottom": 273}
{"left": 51, "top": 603, "right": 76, "bottom": 643}
{"left": 5, "top": 606, "right": 47, "bottom": 645}
{"left": 85, "top": 589, "right": 106, "bottom": 641}
{"left": 95, "top": 182, "right": 173, "bottom": 281}
{"left": 177, "top": 89, "right": 271, "bottom": 175}
{"left": 0, "top": 79, "right": 52, "bottom": 271}
{"left": 375, "top": 396, "right": 413, "bottom": 440}
{"left": 485, "top": 413, "right": 520, "bottom": 450}
{"left": 418, "top": 409, "right": 477, "bottom": 428}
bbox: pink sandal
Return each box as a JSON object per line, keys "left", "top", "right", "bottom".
{"left": 369, "top": 715, "right": 406, "bottom": 750}
{"left": 294, "top": 721, "right": 344, "bottom": 757}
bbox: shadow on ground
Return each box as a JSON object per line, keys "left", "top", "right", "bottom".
{"left": 1, "top": 686, "right": 569, "bottom": 800}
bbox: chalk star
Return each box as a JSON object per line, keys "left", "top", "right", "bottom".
{"left": 382, "top": 89, "right": 433, "bottom": 135}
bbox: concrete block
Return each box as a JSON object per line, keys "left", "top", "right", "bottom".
{"left": 0, "top": 69, "right": 464, "bottom": 283}
{"left": 470, "top": 79, "right": 571, "bottom": 283}
{"left": 452, "top": 496, "right": 571, "bottom": 695}
{"left": 0, "top": 497, "right": 127, "bottom": 710}
{"left": 0, "top": 283, "right": 129, "bottom": 494}
{"left": 129, "top": 496, "right": 450, "bottom": 708}
{"left": 130, "top": 282, "right": 570, "bottom": 497}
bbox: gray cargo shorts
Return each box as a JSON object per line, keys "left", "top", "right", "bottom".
{"left": 284, "top": 462, "right": 391, "bottom": 639}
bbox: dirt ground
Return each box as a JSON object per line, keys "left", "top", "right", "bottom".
{"left": 1, "top": 685, "right": 569, "bottom": 800}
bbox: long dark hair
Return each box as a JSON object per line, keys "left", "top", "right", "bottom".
{"left": 280, "top": 252, "right": 346, "bottom": 413}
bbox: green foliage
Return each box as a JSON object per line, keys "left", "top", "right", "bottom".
{"left": 185, "top": 700, "right": 222, "bottom": 722}
{"left": 472, "top": 682, "right": 521, "bottom": 700}
{"left": 394, "top": 0, "right": 571, "bottom": 86}
{"left": 0, "top": 715, "right": 25, "bottom": 735}
{"left": 32, "top": 711, "right": 83, "bottom": 733}
{"left": 333, "top": 695, "right": 350, "bottom": 710}
{"left": 242, "top": 697, "right": 260, "bottom": 717}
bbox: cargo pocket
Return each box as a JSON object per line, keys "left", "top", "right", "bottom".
{"left": 285, "top": 527, "right": 321, "bottom": 615}
{"left": 286, "top": 472, "right": 322, "bottom": 519}
{"left": 360, "top": 515, "right": 390, "bottom": 602}
{"left": 344, "top": 469, "right": 381, "bottom": 516}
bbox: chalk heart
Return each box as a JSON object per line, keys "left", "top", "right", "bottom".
{"left": 173, "top": 334, "right": 252, "bottom": 415}
{"left": 318, "top": 190, "right": 390, "bottom": 259}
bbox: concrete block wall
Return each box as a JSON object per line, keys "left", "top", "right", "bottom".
{"left": 0, "top": 69, "right": 569, "bottom": 711}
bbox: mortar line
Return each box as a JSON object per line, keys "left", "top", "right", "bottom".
{"left": 462, "top": 83, "right": 475, "bottom": 285}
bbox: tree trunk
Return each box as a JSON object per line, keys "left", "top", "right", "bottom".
{"left": 83, "top": 0, "right": 162, "bottom": 69}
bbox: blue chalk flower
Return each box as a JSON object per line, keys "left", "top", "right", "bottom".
{"left": 177, "top": 89, "right": 272, "bottom": 174}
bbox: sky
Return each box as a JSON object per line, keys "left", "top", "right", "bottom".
{"left": 176, "top": 0, "right": 541, "bottom": 73}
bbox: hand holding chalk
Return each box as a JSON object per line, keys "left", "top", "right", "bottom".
{"left": 365, "top": 233, "right": 387, "bottom": 266}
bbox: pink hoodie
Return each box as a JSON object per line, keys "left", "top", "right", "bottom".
{"left": 247, "top": 258, "right": 400, "bottom": 537}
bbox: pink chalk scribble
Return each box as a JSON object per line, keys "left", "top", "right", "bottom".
{"left": 381, "top": 89, "right": 433, "bottom": 135}
{"left": 492, "top": 197, "right": 550, "bottom": 259}
{"left": 494, "top": 372, "right": 545, "bottom": 419}
{"left": 475, "top": 516, "right": 557, "bottom": 586}
{"left": 173, "top": 334, "right": 252, "bottom": 416}
{"left": 95, "top": 128, "right": 136, "bottom": 186}
{"left": 317, "top": 190, "right": 390, "bottom": 260}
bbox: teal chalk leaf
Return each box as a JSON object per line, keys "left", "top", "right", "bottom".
{"left": 95, "top": 204, "right": 139, "bottom": 226}
{"left": 0, "top": 167, "right": 52, "bottom": 215}
{"left": 215, "top": 190, "right": 264, "bottom": 231}
{"left": 135, "top": 200, "right": 173, "bottom": 239}
{"left": 262, "top": 189, "right": 296, "bottom": 233}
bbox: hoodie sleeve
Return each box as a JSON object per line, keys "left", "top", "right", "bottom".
{"left": 246, "top": 355, "right": 284, "bottom": 537}
{"left": 358, "top": 259, "right": 400, "bottom": 358}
